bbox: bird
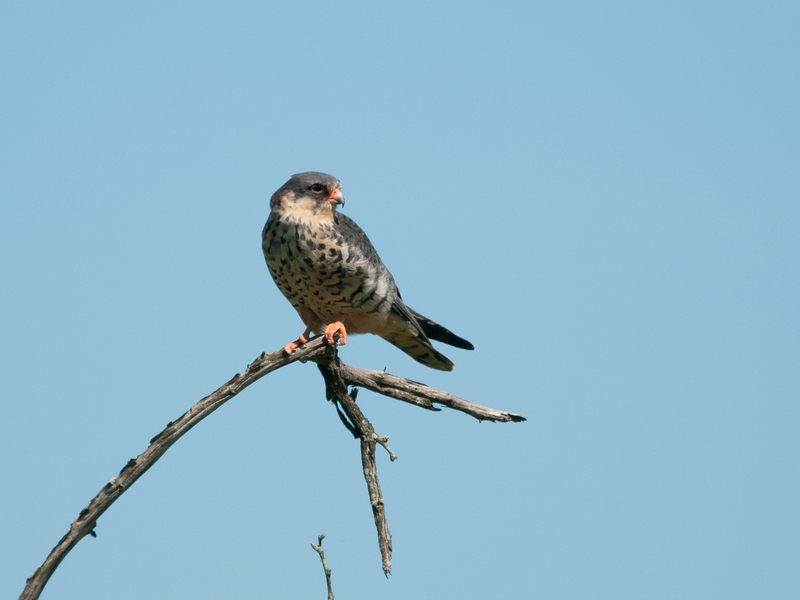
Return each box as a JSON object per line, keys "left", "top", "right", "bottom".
{"left": 262, "top": 172, "right": 474, "bottom": 371}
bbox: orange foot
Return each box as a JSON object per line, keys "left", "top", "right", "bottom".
{"left": 324, "top": 316, "right": 348, "bottom": 346}
{"left": 283, "top": 325, "right": 315, "bottom": 354}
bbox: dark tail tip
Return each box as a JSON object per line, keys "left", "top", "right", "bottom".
{"left": 432, "top": 329, "right": 474, "bottom": 350}
{"left": 409, "top": 308, "right": 474, "bottom": 350}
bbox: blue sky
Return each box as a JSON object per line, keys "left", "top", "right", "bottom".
{"left": 2, "top": 1, "right": 798, "bottom": 598}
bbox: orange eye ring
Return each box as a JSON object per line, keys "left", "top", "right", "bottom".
{"left": 310, "top": 184, "right": 325, "bottom": 194}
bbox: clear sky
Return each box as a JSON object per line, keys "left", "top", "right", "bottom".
{"left": 2, "top": 1, "right": 798, "bottom": 598}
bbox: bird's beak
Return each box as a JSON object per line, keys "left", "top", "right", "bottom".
{"left": 327, "top": 188, "right": 345, "bottom": 207}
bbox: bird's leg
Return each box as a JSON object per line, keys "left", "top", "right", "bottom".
{"left": 283, "top": 324, "right": 315, "bottom": 354}
{"left": 324, "top": 315, "right": 348, "bottom": 346}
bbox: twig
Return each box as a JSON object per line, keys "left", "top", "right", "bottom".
{"left": 329, "top": 389, "right": 396, "bottom": 460}
{"left": 310, "top": 534, "right": 334, "bottom": 600}
{"left": 373, "top": 434, "right": 397, "bottom": 461}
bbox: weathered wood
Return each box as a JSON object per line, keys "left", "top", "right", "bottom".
{"left": 341, "top": 364, "right": 527, "bottom": 423}
{"left": 18, "top": 339, "right": 328, "bottom": 600}
{"left": 19, "top": 336, "right": 524, "bottom": 599}
{"left": 316, "top": 345, "right": 394, "bottom": 573}
{"left": 310, "top": 534, "right": 335, "bottom": 600}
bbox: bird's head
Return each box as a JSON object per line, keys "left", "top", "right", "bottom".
{"left": 270, "top": 172, "right": 344, "bottom": 221}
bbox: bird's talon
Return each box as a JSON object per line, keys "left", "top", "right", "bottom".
{"left": 283, "top": 333, "right": 309, "bottom": 354}
{"left": 324, "top": 320, "right": 348, "bottom": 346}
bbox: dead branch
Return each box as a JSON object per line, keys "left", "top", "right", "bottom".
{"left": 340, "top": 364, "right": 526, "bottom": 422}
{"left": 315, "top": 345, "right": 393, "bottom": 573}
{"left": 17, "top": 338, "right": 329, "bottom": 600}
{"left": 311, "top": 534, "right": 335, "bottom": 600}
{"left": 18, "top": 336, "right": 524, "bottom": 599}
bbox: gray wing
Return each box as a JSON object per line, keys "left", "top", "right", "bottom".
{"left": 333, "top": 213, "right": 430, "bottom": 339}
{"left": 332, "top": 213, "right": 386, "bottom": 272}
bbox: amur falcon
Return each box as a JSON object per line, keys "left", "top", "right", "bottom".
{"left": 262, "top": 172, "right": 473, "bottom": 371}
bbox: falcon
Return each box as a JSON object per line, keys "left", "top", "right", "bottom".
{"left": 262, "top": 172, "right": 473, "bottom": 371}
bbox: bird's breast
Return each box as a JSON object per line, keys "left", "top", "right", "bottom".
{"left": 262, "top": 215, "right": 395, "bottom": 328}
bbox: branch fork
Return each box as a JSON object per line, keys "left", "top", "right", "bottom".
{"left": 19, "top": 336, "right": 524, "bottom": 599}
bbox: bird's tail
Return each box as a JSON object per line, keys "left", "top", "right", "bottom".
{"left": 407, "top": 308, "right": 474, "bottom": 350}
{"left": 380, "top": 331, "right": 455, "bottom": 371}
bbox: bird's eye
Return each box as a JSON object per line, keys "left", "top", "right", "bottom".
{"left": 310, "top": 184, "right": 325, "bottom": 193}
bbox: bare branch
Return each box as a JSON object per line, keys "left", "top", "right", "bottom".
{"left": 341, "top": 365, "right": 527, "bottom": 422}
{"left": 18, "top": 338, "right": 328, "bottom": 600}
{"left": 315, "top": 346, "right": 393, "bottom": 574}
{"left": 310, "top": 534, "right": 334, "bottom": 600}
{"left": 373, "top": 434, "right": 397, "bottom": 461}
{"left": 19, "top": 336, "right": 524, "bottom": 598}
